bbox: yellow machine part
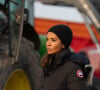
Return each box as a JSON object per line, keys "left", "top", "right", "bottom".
{"left": 4, "top": 69, "right": 31, "bottom": 90}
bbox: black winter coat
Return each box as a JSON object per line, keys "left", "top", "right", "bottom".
{"left": 39, "top": 49, "right": 90, "bottom": 90}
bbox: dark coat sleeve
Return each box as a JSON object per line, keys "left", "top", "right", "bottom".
{"left": 66, "top": 62, "right": 90, "bottom": 90}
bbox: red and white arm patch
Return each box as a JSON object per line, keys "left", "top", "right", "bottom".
{"left": 77, "top": 70, "right": 84, "bottom": 78}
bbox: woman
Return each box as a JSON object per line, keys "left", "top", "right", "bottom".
{"left": 39, "top": 24, "right": 90, "bottom": 90}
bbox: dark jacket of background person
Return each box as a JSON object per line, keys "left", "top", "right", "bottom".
{"left": 22, "top": 23, "right": 40, "bottom": 51}
{"left": 39, "top": 48, "right": 90, "bottom": 90}
{"left": 71, "top": 52, "right": 100, "bottom": 90}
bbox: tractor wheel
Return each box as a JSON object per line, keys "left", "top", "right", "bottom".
{"left": 0, "top": 38, "right": 42, "bottom": 90}
{"left": 0, "top": 64, "right": 31, "bottom": 90}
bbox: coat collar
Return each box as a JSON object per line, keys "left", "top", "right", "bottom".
{"left": 44, "top": 48, "right": 72, "bottom": 77}
{"left": 50, "top": 48, "right": 72, "bottom": 66}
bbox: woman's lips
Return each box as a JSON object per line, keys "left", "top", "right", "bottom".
{"left": 47, "top": 48, "right": 51, "bottom": 51}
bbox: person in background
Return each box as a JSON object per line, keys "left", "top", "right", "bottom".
{"left": 22, "top": 22, "right": 40, "bottom": 51}
{"left": 71, "top": 51, "right": 100, "bottom": 90}
{"left": 71, "top": 51, "right": 94, "bottom": 88}
{"left": 39, "top": 24, "right": 90, "bottom": 90}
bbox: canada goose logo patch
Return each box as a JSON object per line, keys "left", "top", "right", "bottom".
{"left": 77, "top": 70, "right": 83, "bottom": 78}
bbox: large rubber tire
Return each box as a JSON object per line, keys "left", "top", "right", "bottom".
{"left": 0, "top": 38, "right": 42, "bottom": 90}
{"left": 0, "top": 64, "right": 31, "bottom": 90}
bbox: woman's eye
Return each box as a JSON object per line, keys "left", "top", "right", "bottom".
{"left": 52, "top": 39, "right": 56, "bottom": 42}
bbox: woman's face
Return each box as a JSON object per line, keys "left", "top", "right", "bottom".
{"left": 46, "top": 32, "right": 64, "bottom": 54}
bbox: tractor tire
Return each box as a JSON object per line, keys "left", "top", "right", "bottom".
{"left": 0, "top": 63, "right": 32, "bottom": 90}
{"left": 0, "top": 38, "right": 42, "bottom": 90}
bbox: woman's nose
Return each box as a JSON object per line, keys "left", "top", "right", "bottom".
{"left": 46, "top": 41, "right": 51, "bottom": 46}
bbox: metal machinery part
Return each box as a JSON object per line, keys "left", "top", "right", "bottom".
{"left": 0, "top": 0, "right": 41, "bottom": 90}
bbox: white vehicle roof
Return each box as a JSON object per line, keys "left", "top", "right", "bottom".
{"left": 34, "top": 1, "right": 91, "bottom": 23}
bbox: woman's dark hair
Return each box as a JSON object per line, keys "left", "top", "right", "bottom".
{"left": 40, "top": 54, "right": 50, "bottom": 67}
